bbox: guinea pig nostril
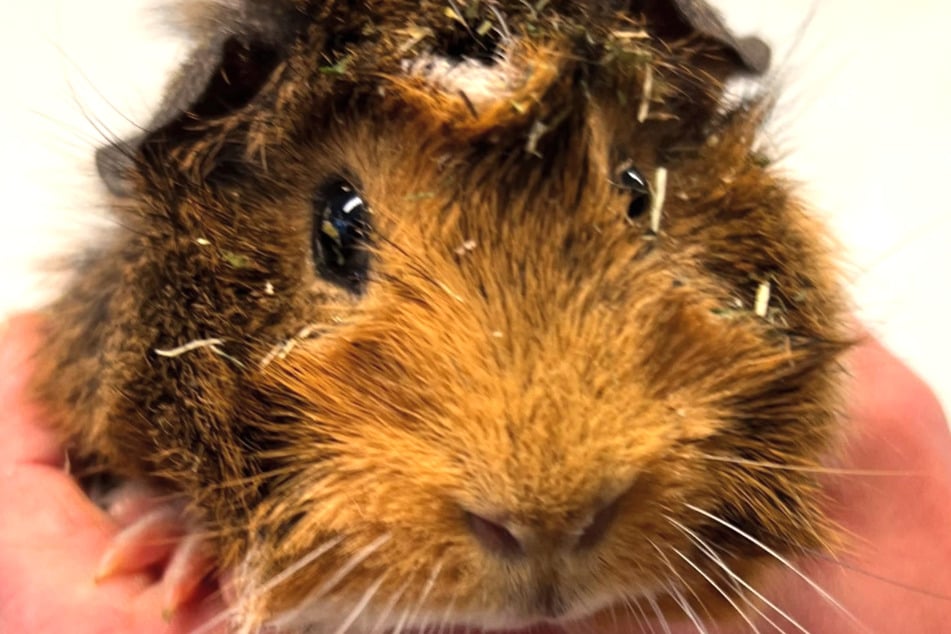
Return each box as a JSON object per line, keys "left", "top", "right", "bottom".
{"left": 576, "top": 496, "right": 623, "bottom": 550}
{"left": 464, "top": 511, "right": 524, "bottom": 558}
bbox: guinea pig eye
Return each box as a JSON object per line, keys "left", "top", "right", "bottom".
{"left": 617, "top": 165, "right": 652, "bottom": 220}
{"left": 312, "top": 179, "right": 371, "bottom": 290}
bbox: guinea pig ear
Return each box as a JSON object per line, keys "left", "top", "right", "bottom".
{"left": 96, "top": 38, "right": 282, "bottom": 195}
{"left": 645, "top": 0, "right": 771, "bottom": 74}
{"left": 95, "top": 1, "right": 303, "bottom": 195}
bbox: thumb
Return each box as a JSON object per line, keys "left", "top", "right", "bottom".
{"left": 0, "top": 312, "right": 63, "bottom": 466}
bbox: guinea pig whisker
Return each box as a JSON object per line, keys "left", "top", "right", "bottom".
{"left": 650, "top": 574, "right": 704, "bottom": 634}
{"left": 329, "top": 572, "right": 389, "bottom": 634}
{"left": 603, "top": 601, "right": 620, "bottom": 632}
{"left": 28, "top": 109, "right": 113, "bottom": 155}
{"left": 253, "top": 535, "right": 346, "bottom": 602}
{"left": 646, "top": 538, "right": 715, "bottom": 631}
{"left": 302, "top": 533, "right": 393, "bottom": 604}
{"left": 270, "top": 567, "right": 389, "bottom": 631}
{"left": 258, "top": 534, "right": 393, "bottom": 631}
{"left": 391, "top": 560, "right": 445, "bottom": 634}
{"left": 668, "top": 583, "right": 709, "bottom": 634}
{"left": 621, "top": 595, "right": 654, "bottom": 634}
{"left": 667, "top": 546, "right": 761, "bottom": 634}
{"left": 666, "top": 517, "right": 800, "bottom": 634}
{"left": 367, "top": 579, "right": 412, "bottom": 634}
{"left": 190, "top": 536, "right": 347, "bottom": 634}
{"left": 433, "top": 588, "right": 459, "bottom": 634}
{"left": 389, "top": 605, "right": 415, "bottom": 634}
{"left": 601, "top": 555, "right": 661, "bottom": 633}
{"left": 806, "top": 551, "right": 951, "bottom": 604}
{"left": 415, "top": 559, "right": 446, "bottom": 623}
{"left": 52, "top": 40, "right": 147, "bottom": 135}
{"left": 696, "top": 453, "right": 917, "bottom": 477}
{"left": 645, "top": 592, "right": 673, "bottom": 634}
{"left": 569, "top": 613, "right": 599, "bottom": 634}
{"left": 60, "top": 74, "right": 126, "bottom": 152}
{"left": 684, "top": 504, "right": 867, "bottom": 632}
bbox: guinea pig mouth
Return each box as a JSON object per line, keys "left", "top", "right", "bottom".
{"left": 398, "top": 594, "right": 617, "bottom": 634}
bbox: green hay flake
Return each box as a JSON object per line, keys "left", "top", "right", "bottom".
{"left": 320, "top": 55, "right": 352, "bottom": 75}
{"left": 222, "top": 251, "right": 252, "bottom": 269}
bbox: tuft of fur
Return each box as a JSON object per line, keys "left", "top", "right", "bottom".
{"left": 33, "top": 1, "right": 850, "bottom": 631}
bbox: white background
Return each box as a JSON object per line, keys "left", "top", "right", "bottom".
{"left": 1, "top": 1, "right": 949, "bottom": 415}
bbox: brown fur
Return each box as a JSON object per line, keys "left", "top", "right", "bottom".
{"left": 32, "top": 1, "right": 851, "bottom": 631}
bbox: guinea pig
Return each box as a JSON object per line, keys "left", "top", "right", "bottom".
{"left": 31, "top": 0, "right": 851, "bottom": 632}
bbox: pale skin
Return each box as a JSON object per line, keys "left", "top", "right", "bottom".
{"left": 1, "top": 313, "right": 949, "bottom": 633}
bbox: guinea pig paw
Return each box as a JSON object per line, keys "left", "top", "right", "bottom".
{"left": 159, "top": 532, "right": 216, "bottom": 620}
{"left": 96, "top": 484, "right": 215, "bottom": 619}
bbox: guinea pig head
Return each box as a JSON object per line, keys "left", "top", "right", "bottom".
{"left": 39, "top": 1, "right": 849, "bottom": 632}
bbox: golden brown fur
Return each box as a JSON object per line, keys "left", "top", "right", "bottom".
{"left": 32, "top": 1, "right": 850, "bottom": 631}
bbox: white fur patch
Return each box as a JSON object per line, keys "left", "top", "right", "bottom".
{"left": 401, "top": 52, "right": 527, "bottom": 110}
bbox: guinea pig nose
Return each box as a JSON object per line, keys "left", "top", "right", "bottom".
{"left": 463, "top": 511, "right": 525, "bottom": 558}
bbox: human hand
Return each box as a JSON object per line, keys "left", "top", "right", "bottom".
{"left": 0, "top": 314, "right": 225, "bottom": 633}
{"left": 1, "top": 314, "right": 948, "bottom": 633}
{"left": 771, "top": 335, "right": 951, "bottom": 632}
